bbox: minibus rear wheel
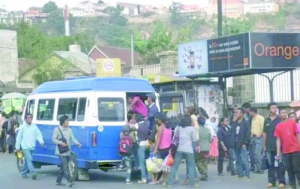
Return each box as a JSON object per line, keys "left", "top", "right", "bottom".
{"left": 69, "top": 154, "right": 78, "bottom": 181}
{"left": 16, "top": 156, "right": 26, "bottom": 172}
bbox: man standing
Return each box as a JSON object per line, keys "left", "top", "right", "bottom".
{"left": 242, "top": 102, "right": 255, "bottom": 172}
{"left": 231, "top": 108, "right": 251, "bottom": 179}
{"left": 146, "top": 93, "right": 159, "bottom": 142}
{"left": 15, "top": 114, "right": 44, "bottom": 180}
{"left": 263, "top": 102, "right": 285, "bottom": 188}
{"left": 249, "top": 107, "right": 265, "bottom": 174}
{"left": 275, "top": 108, "right": 300, "bottom": 189}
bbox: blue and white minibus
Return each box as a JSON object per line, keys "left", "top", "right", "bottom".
{"left": 18, "top": 77, "right": 160, "bottom": 180}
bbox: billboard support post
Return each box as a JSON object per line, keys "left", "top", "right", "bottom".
{"left": 259, "top": 71, "right": 288, "bottom": 102}
{"left": 290, "top": 71, "right": 294, "bottom": 101}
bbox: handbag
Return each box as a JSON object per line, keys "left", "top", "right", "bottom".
{"left": 57, "top": 127, "right": 69, "bottom": 154}
{"left": 171, "top": 126, "right": 180, "bottom": 152}
{"left": 261, "top": 154, "right": 269, "bottom": 171}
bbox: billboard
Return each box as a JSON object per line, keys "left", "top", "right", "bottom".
{"left": 208, "top": 33, "right": 250, "bottom": 72}
{"left": 96, "top": 58, "right": 121, "bottom": 77}
{"left": 178, "top": 40, "right": 208, "bottom": 77}
{"left": 178, "top": 32, "right": 300, "bottom": 78}
{"left": 250, "top": 33, "right": 300, "bottom": 68}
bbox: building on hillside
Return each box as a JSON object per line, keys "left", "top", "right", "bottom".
{"left": 243, "top": 1, "right": 279, "bottom": 14}
{"left": 179, "top": 4, "right": 207, "bottom": 18}
{"left": 208, "top": 0, "right": 243, "bottom": 18}
{"left": 70, "top": 0, "right": 109, "bottom": 17}
{"left": 117, "top": 2, "right": 140, "bottom": 16}
{"left": 88, "top": 46, "right": 140, "bottom": 75}
{"left": 24, "top": 7, "right": 48, "bottom": 23}
{"left": 0, "top": 9, "right": 25, "bottom": 25}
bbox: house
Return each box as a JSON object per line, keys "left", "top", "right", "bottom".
{"left": 18, "top": 45, "right": 96, "bottom": 90}
{"left": 70, "top": 0, "right": 109, "bottom": 17}
{"left": 117, "top": 2, "right": 140, "bottom": 16}
{"left": 24, "top": 7, "right": 48, "bottom": 23}
{"left": 88, "top": 46, "right": 140, "bottom": 75}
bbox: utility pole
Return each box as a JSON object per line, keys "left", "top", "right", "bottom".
{"left": 217, "top": 0, "right": 222, "bottom": 37}
{"left": 131, "top": 35, "right": 134, "bottom": 67}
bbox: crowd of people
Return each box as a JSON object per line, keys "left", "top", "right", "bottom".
{"left": 120, "top": 99, "right": 300, "bottom": 189}
{"left": 1, "top": 95, "right": 300, "bottom": 189}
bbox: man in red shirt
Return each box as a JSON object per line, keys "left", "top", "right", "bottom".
{"left": 275, "top": 108, "right": 300, "bottom": 189}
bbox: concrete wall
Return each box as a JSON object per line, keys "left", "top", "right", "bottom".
{"left": 232, "top": 75, "right": 255, "bottom": 105}
{"left": 0, "top": 30, "right": 18, "bottom": 83}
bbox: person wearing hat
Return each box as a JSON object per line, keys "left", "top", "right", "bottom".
{"left": 146, "top": 93, "right": 159, "bottom": 142}
{"left": 153, "top": 112, "right": 172, "bottom": 185}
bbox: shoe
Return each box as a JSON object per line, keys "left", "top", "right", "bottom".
{"left": 22, "top": 174, "right": 29, "bottom": 178}
{"left": 231, "top": 173, "right": 237, "bottom": 176}
{"left": 243, "top": 176, "right": 250, "bottom": 180}
{"left": 200, "top": 176, "right": 208, "bottom": 181}
{"left": 138, "top": 179, "right": 147, "bottom": 184}
{"left": 218, "top": 173, "right": 224, "bottom": 176}
{"left": 266, "top": 183, "right": 275, "bottom": 188}
{"left": 56, "top": 182, "right": 66, "bottom": 186}
{"left": 126, "top": 181, "right": 133, "bottom": 185}
{"left": 32, "top": 174, "right": 37, "bottom": 180}
{"left": 68, "top": 181, "right": 75, "bottom": 188}
{"left": 278, "top": 183, "right": 285, "bottom": 188}
{"left": 257, "top": 171, "right": 264, "bottom": 174}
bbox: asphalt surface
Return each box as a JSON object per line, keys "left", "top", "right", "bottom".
{"left": 0, "top": 153, "right": 271, "bottom": 189}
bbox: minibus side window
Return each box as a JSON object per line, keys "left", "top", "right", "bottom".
{"left": 24, "top": 99, "right": 35, "bottom": 120}
{"left": 98, "top": 98, "right": 125, "bottom": 122}
{"left": 57, "top": 98, "right": 78, "bottom": 121}
{"left": 77, "top": 98, "right": 87, "bottom": 121}
{"left": 37, "top": 99, "right": 55, "bottom": 121}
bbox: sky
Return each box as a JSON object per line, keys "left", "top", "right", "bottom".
{"left": 0, "top": 0, "right": 203, "bottom": 11}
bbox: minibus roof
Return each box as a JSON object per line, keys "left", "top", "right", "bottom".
{"left": 32, "top": 77, "right": 155, "bottom": 94}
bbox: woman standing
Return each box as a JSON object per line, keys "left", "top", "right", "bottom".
{"left": 52, "top": 115, "right": 82, "bottom": 187}
{"left": 289, "top": 112, "right": 300, "bottom": 132}
{"left": 217, "top": 117, "right": 235, "bottom": 176}
{"left": 153, "top": 113, "right": 172, "bottom": 185}
{"left": 166, "top": 115, "right": 200, "bottom": 188}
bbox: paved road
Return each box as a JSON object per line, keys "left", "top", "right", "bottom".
{"left": 0, "top": 153, "right": 270, "bottom": 189}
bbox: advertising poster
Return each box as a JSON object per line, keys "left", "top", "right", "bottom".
{"left": 178, "top": 40, "right": 208, "bottom": 77}
{"left": 250, "top": 33, "right": 300, "bottom": 68}
{"left": 207, "top": 33, "right": 250, "bottom": 72}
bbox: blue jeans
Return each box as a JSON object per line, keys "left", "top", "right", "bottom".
{"left": 186, "top": 142, "right": 197, "bottom": 179}
{"left": 167, "top": 151, "right": 196, "bottom": 186}
{"left": 251, "top": 137, "right": 263, "bottom": 172}
{"left": 21, "top": 149, "right": 36, "bottom": 176}
{"left": 235, "top": 148, "right": 250, "bottom": 177}
{"left": 124, "top": 155, "right": 132, "bottom": 182}
{"left": 137, "top": 145, "right": 147, "bottom": 180}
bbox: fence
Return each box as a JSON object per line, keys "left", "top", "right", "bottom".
{"left": 254, "top": 69, "right": 300, "bottom": 103}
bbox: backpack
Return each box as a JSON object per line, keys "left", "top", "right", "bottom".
{"left": 119, "top": 134, "right": 134, "bottom": 155}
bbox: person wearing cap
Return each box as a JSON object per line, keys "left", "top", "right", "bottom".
{"left": 147, "top": 93, "right": 159, "bottom": 141}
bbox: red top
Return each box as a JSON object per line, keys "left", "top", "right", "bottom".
{"left": 274, "top": 119, "right": 300, "bottom": 154}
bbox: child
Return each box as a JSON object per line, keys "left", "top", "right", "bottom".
{"left": 119, "top": 125, "right": 134, "bottom": 184}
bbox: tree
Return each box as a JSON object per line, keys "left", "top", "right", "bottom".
{"left": 102, "top": 6, "right": 128, "bottom": 26}
{"left": 133, "top": 21, "right": 192, "bottom": 64}
{"left": 98, "top": 0, "right": 104, "bottom": 4}
{"left": 42, "top": 1, "right": 58, "bottom": 13}
{"left": 169, "top": 1, "right": 183, "bottom": 25}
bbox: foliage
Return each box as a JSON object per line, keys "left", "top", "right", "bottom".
{"left": 169, "top": 1, "right": 183, "bottom": 25}
{"left": 102, "top": 6, "right": 128, "bottom": 26}
{"left": 42, "top": 1, "right": 58, "bottom": 13}
{"left": 2, "top": 22, "right": 92, "bottom": 84}
{"left": 133, "top": 21, "right": 192, "bottom": 64}
{"left": 98, "top": 0, "right": 104, "bottom": 4}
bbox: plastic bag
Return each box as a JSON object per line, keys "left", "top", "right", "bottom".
{"left": 161, "top": 154, "right": 174, "bottom": 173}
{"left": 146, "top": 154, "right": 163, "bottom": 174}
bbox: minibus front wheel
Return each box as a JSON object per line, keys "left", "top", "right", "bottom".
{"left": 69, "top": 153, "right": 78, "bottom": 181}
{"left": 16, "top": 156, "right": 26, "bottom": 172}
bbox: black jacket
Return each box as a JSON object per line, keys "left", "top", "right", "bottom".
{"left": 217, "top": 126, "right": 234, "bottom": 149}
{"left": 231, "top": 119, "right": 251, "bottom": 149}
